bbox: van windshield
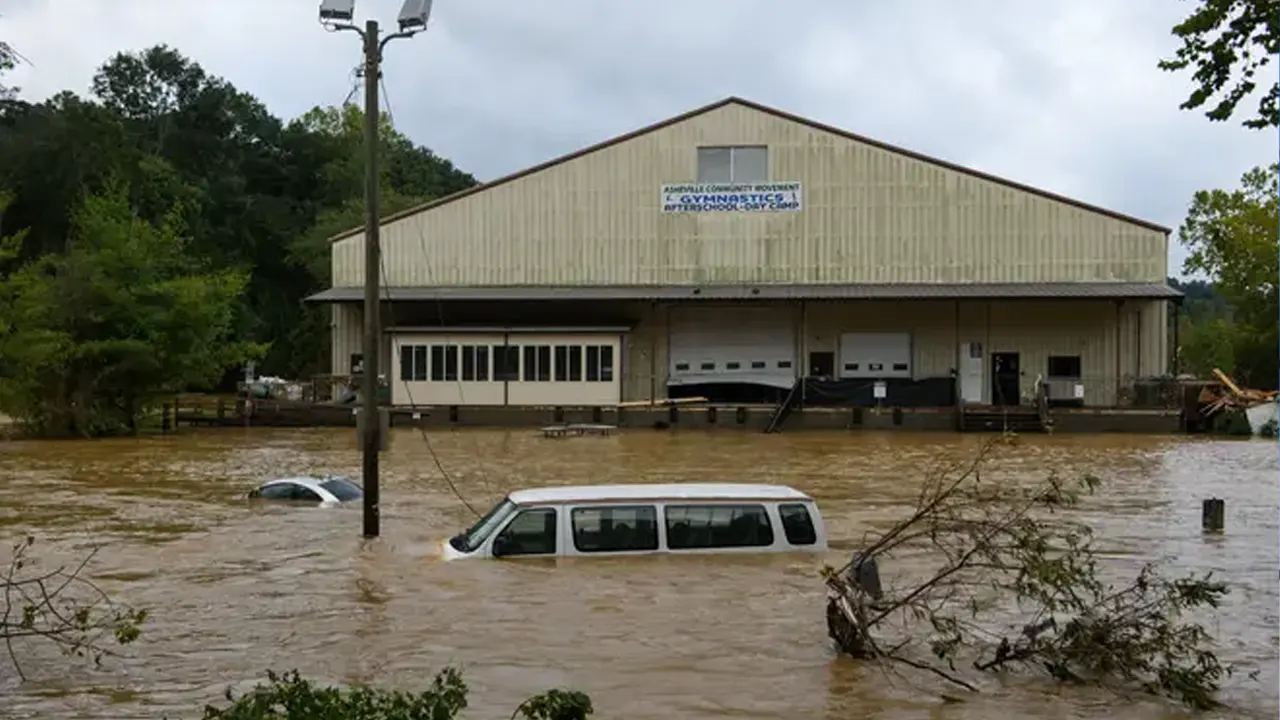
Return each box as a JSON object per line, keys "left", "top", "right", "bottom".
{"left": 450, "top": 498, "right": 517, "bottom": 552}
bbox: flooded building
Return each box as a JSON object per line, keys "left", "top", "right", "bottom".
{"left": 307, "top": 97, "right": 1180, "bottom": 414}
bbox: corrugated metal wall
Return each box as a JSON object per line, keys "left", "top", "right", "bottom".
{"left": 332, "top": 102, "right": 1166, "bottom": 288}
{"left": 330, "top": 304, "right": 390, "bottom": 378}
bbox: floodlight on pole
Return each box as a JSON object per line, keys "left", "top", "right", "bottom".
{"left": 318, "top": 0, "right": 356, "bottom": 23}
{"left": 317, "top": 0, "right": 432, "bottom": 541}
{"left": 397, "top": 0, "right": 433, "bottom": 31}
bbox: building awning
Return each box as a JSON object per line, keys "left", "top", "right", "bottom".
{"left": 306, "top": 282, "right": 1183, "bottom": 303}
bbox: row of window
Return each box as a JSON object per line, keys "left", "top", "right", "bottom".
{"left": 673, "top": 359, "right": 793, "bottom": 372}
{"left": 399, "top": 343, "right": 615, "bottom": 383}
{"left": 843, "top": 362, "right": 910, "bottom": 372}
{"left": 493, "top": 502, "right": 817, "bottom": 557}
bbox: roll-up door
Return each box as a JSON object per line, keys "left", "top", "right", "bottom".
{"left": 838, "top": 332, "right": 913, "bottom": 379}
{"left": 668, "top": 306, "right": 798, "bottom": 389}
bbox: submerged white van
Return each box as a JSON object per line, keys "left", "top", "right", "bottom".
{"left": 441, "top": 483, "right": 828, "bottom": 561}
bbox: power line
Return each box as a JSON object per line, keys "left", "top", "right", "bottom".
{"left": 372, "top": 76, "right": 485, "bottom": 519}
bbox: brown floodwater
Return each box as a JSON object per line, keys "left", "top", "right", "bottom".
{"left": 0, "top": 428, "right": 1275, "bottom": 719}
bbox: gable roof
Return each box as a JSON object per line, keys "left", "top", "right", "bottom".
{"left": 330, "top": 96, "right": 1171, "bottom": 243}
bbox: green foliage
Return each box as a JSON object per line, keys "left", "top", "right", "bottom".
{"left": 1178, "top": 163, "right": 1279, "bottom": 388}
{"left": 825, "top": 438, "right": 1249, "bottom": 710}
{"left": 0, "top": 45, "right": 478, "bottom": 427}
{"left": 0, "top": 184, "right": 262, "bottom": 435}
{"left": 195, "top": 668, "right": 592, "bottom": 720}
{"left": 0, "top": 39, "right": 17, "bottom": 101}
{"left": 1159, "top": 0, "right": 1280, "bottom": 128}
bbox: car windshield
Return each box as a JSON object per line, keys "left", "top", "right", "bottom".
{"left": 451, "top": 498, "right": 517, "bottom": 552}
{"left": 319, "top": 477, "right": 364, "bottom": 502}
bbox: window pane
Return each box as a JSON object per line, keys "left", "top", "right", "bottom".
{"left": 585, "top": 346, "right": 600, "bottom": 382}
{"left": 413, "top": 346, "right": 428, "bottom": 381}
{"left": 494, "top": 508, "right": 557, "bottom": 556}
{"left": 664, "top": 504, "right": 774, "bottom": 549}
{"left": 536, "top": 346, "right": 551, "bottom": 382}
{"left": 696, "top": 147, "right": 732, "bottom": 184}
{"left": 571, "top": 506, "right": 659, "bottom": 553}
{"left": 430, "top": 345, "right": 445, "bottom": 382}
{"left": 399, "top": 345, "right": 413, "bottom": 382}
{"left": 319, "top": 478, "right": 364, "bottom": 502}
{"left": 567, "top": 346, "right": 583, "bottom": 381}
{"left": 255, "top": 483, "right": 297, "bottom": 500}
{"left": 599, "top": 345, "right": 614, "bottom": 382}
{"left": 292, "top": 486, "right": 324, "bottom": 502}
{"left": 522, "top": 346, "right": 537, "bottom": 382}
{"left": 554, "top": 346, "right": 569, "bottom": 381}
{"left": 494, "top": 345, "right": 518, "bottom": 381}
{"left": 778, "top": 503, "right": 817, "bottom": 546}
{"left": 731, "top": 146, "right": 768, "bottom": 183}
{"left": 443, "top": 344, "right": 458, "bottom": 381}
{"left": 461, "top": 345, "right": 476, "bottom": 381}
{"left": 475, "top": 346, "right": 490, "bottom": 381}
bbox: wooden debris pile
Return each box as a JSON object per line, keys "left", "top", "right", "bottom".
{"left": 1199, "top": 368, "right": 1277, "bottom": 417}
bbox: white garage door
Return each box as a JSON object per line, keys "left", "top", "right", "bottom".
{"left": 668, "top": 306, "right": 798, "bottom": 389}
{"left": 839, "top": 332, "right": 913, "bottom": 379}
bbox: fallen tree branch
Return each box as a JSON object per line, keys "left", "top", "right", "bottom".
{"left": 1, "top": 536, "right": 146, "bottom": 681}
{"left": 823, "top": 434, "right": 1250, "bottom": 710}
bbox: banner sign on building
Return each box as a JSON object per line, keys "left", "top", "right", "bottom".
{"left": 660, "top": 182, "right": 803, "bottom": 213}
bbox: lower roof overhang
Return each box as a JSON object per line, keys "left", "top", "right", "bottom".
{"left": 306, "top": 282, "right": 1184, "bottom": 303}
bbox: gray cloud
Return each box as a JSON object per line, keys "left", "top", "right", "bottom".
{"left": 4, "top": 0, "right": 1275, "bottom": 275}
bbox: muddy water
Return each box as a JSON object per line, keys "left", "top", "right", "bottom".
{"left": 0, "top": 429, "right": 1275, "bottom": 719}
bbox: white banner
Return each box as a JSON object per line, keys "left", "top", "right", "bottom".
{"left": 660, "top": 182, "right": 803, "bottom": 213}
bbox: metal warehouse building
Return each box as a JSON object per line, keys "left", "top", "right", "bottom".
{"left": 307, "top": 97, "right": 1180, "bottom": 415}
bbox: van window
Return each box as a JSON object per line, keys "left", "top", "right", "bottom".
{"left": 493, "top": 508, "right": 557, "bottom": 557}
{"left": 778, "top": 503, "right": 817, "bottom": 546}
{"left": 664, "top": 504, "right": 774, "bottom": 549}
{"left": 571, "top": 506, "right": 658, "bottom": 553}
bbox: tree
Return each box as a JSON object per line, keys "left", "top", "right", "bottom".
{"left": 825, "top": 437, "right": 1250, "bottom": 710}
{"left": 1159, "top": 0, "right": 1280, "bottom": 129}
{"left": 1, "top": 536, "right": 146, "bottom": 681}
{"left": 197, "top": 668, "right": 592, "bottom": 720}
{"left": 1178, "top": 163, "right": 1278, "bottom": 387}
{"left": 0, "top": 184, "right": 262, "bottom": 435}
{"left": 0, "top": 36, "right": 20, "bottom": 102}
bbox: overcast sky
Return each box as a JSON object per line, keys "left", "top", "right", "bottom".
{"left": 3, "top": 0, "right": 1275, "bottom": 277}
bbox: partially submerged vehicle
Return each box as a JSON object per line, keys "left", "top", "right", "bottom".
{"left": 247, "top": 476, "right": 364, "bottom": 506}
{"left": 442, "top": 483, "right": 827, "bottom": 561}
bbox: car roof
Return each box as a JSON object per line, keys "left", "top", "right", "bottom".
{"left": 506, "top": 483, "right": 813, "bottom": 505}
{"left": 260, "top": 476, "right": 337, "bottom": 490}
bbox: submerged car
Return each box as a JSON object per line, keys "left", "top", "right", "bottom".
{"left": 442, "top": 482, "right": 828, "bottom": 561}
{"left": 247, "top": 476, "right": 364, "bottom": 506}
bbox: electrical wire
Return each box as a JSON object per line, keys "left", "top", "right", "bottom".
{"left": 364, "top": 75, "right": 483, "bottom": 519}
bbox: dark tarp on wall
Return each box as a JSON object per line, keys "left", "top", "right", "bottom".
{"left": 802, "top": 377, "right": 955, "bottom": 408}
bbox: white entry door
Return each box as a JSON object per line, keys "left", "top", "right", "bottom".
{"left": 959, "top": 342, "right": 984, "bottom": 404}
{"left": 667, "top": 305, "right": 797, "bottom": 389}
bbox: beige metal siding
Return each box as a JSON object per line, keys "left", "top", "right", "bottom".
{"left": 331, "top": 304, "right": 361, "bottom": 377}
{"left": 332, "top": 103, "right": 1166, "bottom": 288}
{"left": 331, "top": 305, "right": 391, "bottom": 380}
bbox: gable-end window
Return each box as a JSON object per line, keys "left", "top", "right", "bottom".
{"left": 697, "top": 146, "right": 768, "bottom": 184}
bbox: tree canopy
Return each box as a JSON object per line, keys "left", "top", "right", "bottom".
{"left": 1159, "top": 0, "right": 1280, "bottom": 128}
{"left": 0, "top": 45, "right": 477, "bottom": 435}
{"left": 1177, "top": 163, "right": 1278, "bottom": 387}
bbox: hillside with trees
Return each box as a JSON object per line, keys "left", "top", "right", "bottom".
{"left": 0, "top": 45, "right": 476, "bottom": 435}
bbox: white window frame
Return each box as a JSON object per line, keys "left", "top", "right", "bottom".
{"left": 696, "top": 145, "right": 768, "bottom": 184}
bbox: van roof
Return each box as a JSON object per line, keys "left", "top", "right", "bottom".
{"left": 507, "top": 483, "right": 813, "bottom": 505}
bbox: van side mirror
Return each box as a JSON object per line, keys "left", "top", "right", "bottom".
{"left": 492, "top": 534, "right": 514, "bottom": 557}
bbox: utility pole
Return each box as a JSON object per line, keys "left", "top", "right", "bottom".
{"left": 360, "top": 18, "right": 382, "bottom": 540}
{"left": 319, "top": 0, "right": 433, "bottom": 539}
